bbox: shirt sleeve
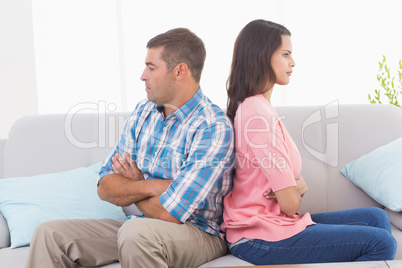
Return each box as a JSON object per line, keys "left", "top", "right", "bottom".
{"left": 159, "top": 121, "right": 234, "bottom": 223}
{"left": 246, "top": 111, "right": 297, "bottom": 192}
{"left": 98, "top": 106, "right": 140, "bottom": 183}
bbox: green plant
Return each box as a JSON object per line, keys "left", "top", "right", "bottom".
{"left": 368, "top": 56, "right": 402, "bottom": 107}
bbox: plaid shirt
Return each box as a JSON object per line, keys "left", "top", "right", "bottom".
{"left": 99, "top": 88, "right": 234, "bottom": 238}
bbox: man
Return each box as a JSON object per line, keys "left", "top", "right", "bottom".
{"left": 26, "top": 28, "right": 234, "bottom": 268}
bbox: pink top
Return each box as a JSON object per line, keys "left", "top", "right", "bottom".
{"left": 221, "top": 94, "right": 315, "bottom": 243}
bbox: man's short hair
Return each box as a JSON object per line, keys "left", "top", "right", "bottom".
{"left": 147, "top": 28, "right": 206, "bottom": 83}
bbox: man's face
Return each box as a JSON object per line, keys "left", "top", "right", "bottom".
{"left": 140, "top": 47, "right": 177, "bottom": 107}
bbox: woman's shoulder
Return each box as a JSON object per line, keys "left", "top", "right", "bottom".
{"left": 237, "top": 94, "right": 276, "bottom": 118}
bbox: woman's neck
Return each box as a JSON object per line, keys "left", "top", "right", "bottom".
{"left": 262, "top": 88, "right": 273, "bottom": 103}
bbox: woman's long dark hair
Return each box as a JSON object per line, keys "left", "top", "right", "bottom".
{"left": 226, "top": 20, "right": 291, "bottom": 121}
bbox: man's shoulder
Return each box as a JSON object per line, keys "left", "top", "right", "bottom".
{"left": 196, "top": 98, "right": 228, "bottom": 120}
{"left": 189, "top": 97, "right": 233, "bottom": 131}
{"left": 124, "top": 99, "right": 156, "bottom": 130}
{"left": 128, "top": 99, "right": 156, "bottom": 119}
{"left": 133, "top": 99, "right": 154, "bottom": 113}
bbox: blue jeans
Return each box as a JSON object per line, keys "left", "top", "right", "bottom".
{"left": 230, "top": 207, "right": 397, "bottom": 265}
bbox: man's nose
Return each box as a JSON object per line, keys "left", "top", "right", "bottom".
{"left": 140, "top": 70, "right": 147, "bottom": 81}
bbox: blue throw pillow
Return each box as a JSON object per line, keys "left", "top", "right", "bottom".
{"left": 341, "top": 137, "right": 402, "bottom": 212}
{"left": 0, "top": 162, "right": 126, "bottom": 248}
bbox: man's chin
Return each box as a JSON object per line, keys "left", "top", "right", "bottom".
{"left": 146, "top": 95, "right": 161, "bottom": 105}
{"left": 146, "top": 93, "right": 155, "bottom": 103}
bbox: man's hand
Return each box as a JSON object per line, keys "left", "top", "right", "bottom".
{"left": 112, "top": 153, "right": 144, "bottom": 181}
{"left": 98, "top": 152, "right": 173, "bottom": 207}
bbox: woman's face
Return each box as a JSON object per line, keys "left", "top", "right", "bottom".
{"left": 271, "top": 35, "right": 296, "bottom": 86}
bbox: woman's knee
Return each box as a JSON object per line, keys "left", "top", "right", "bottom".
{"left": 382, "top": 232, "right": 397, "bottom": 260}
{"left": 368, "top": 228, "right": 397, "bottom": 260}
{"left": 376, "top": 232, "right": 397, "bottom": 260}
{"left": 363, "top": 207, "right": 391, "bottom": 230}
{"left": 364, "top": 207, "right": 387, "bottom": 216}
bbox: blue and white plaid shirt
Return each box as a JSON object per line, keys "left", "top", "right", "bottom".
{"left": 99, "top": 88, "right": 234, "bottom": 238}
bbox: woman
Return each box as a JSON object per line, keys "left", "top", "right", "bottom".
{"left": 221, "top": 19, "right": 397, "bottom": 265}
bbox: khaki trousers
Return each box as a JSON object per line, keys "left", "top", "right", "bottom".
{"left": 26, "top": 218, "right": 227, "bottom": 268}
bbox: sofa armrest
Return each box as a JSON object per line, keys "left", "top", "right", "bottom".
{"left": 0, "top": 139, "right": 7, "bottom": 179}
{"left": 0, "top": 212, "right": 10, "bottom": 248}
{"left": 386, "top": 208, "right": 402, "bottom": 231}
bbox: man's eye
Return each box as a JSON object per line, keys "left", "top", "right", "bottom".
{"left": 149, "top": 67, "right": 155, "bottom": 71}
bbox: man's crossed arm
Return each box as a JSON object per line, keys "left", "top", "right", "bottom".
{"left": 97, "top": 152, "right": 181, "bottom": 224}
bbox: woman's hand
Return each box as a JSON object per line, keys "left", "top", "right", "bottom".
{"left": 263, "top": 190, "right": 277, "bottom": 200}
{"left": 264, "top": 175, "right": 308, "bottom": 200}
{"left": 296, "top": 175, "right": 308, "bottom": 197}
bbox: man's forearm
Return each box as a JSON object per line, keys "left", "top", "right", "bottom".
{"left": 135, "top": 196, "right": 182, "bottom": 224}
{"left": 97, "top": 174, "right": 172, "bottom": 207}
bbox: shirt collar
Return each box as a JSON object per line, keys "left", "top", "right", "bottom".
{"left": 174, "top": 87, "right": 204, "bottom": 123}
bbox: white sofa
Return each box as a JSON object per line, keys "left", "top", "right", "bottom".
{"left": 1, "top": 104, "right": 402, "bottom": 267}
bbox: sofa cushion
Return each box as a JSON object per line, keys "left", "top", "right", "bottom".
{"left": 0, "top": 162, "right": 125, "bottom": 248}
{"left": 341, "top": 137, "right": 402, "bottom": 212}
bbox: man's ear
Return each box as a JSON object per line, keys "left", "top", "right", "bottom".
{"left": 175, "top": 63, "right": 188, "bottom": 81}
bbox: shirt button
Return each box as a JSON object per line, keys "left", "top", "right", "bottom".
{"left": 163, "top": 127, "right": 167, "bottom": 131}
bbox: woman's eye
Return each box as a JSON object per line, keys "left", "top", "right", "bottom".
{"left": 283, "top": 53, "right": 289, "bottom": 58}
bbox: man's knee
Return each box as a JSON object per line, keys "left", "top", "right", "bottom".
{"left": 117, "top": 218, "right": 157, "bottom": 247}
{"left": 32, "top": 219, "right": 66, "bottom": 242}
{"left": 117, "top": 218, "right": 169, "bottom": 267}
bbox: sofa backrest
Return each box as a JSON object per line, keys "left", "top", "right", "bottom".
{"left": 276, "top": 104, "right": 402, "bottom": 214}
{"left": 0, "top": 139, "right": 6, "bottom": 179}
{"left": 1, "top": 112, "right": 143, "bottom": 216}
{"left": 2, "top": 104, "right": 402, "bottom": 215}
{"left": 2, "top": 113, "right": 129, "bottom": 178}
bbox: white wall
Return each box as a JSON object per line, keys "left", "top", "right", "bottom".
{"left": 121, "top": 0, "right": 283, "bottom": 111}
{"left": 121, "top": 0, "right": 402, "bottom": 109}
{"left": 279, "top": 0, "right": 402, "bottom": 106}
{"left": 31, "top": 0, "right": 122, "bottom": 115}
{"left": 1, "top": 0, "right": 402, "bottom": 139}
{"left": 0, "top": 0, "right": 38, "bottom": 139}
